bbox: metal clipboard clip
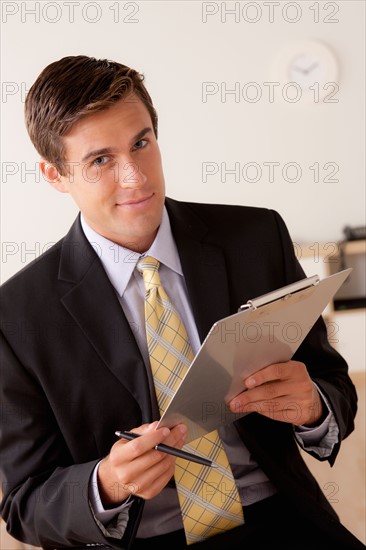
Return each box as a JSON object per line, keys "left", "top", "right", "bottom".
{"left": 238, "top": 274, "right": 320, "bottom": 312}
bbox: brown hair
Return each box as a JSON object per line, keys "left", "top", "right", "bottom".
{"left": 24, "top": 55, "right": 158, "bottom": 175}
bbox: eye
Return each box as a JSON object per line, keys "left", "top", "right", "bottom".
{"left": 133, "top": 139, "right": 148, "bottom": 150}
{"left": 92, "top": 156, "right": 109, "bottom": 166}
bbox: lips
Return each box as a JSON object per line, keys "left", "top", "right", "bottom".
{"left": 116, "top": 194, "right": 153, "bottom": 207}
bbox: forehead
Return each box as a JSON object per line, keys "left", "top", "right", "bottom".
{"left": 63, "top": 94, "right": 152, "bottom": 159}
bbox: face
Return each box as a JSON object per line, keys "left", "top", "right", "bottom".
{"left": 42, "top": 95, "right": 165, "bottom": 252}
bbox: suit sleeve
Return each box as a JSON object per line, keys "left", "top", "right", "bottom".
{"left": 0, "top": 330, "right": 142, "bottom": 549}
{"left": 270, "top": 209, "right": 358, "bottom": 465}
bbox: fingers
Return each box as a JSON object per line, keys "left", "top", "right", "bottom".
{"left": 99, "top": 449, "right": 176, "bottom": 503}
{"left": 228, "top": 361, "right": 322, "bottom": 425}
{"left": 230, "top": 361, "right": 309, "bottom": 407}
{"left": 115, "top": 423, "right": 170, "bottom": 461}
{"left": 99, "top": 422, "right": 187, "bottom": 504}
{"left": 243, "top": 361, "right": 305, "bottom": 389}
{"left": 115, "top": 422, "right": 187, "bottom": 462}
{"left": 160, "top": 423, "right": 187, "bottom": 449}
{"left": 118, "top": 450, "right": 176, "bottom": 499}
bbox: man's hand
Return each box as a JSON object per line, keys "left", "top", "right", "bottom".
{"left": 97, "top": 422, "right": 187, "bottom": 507}
{"left": 228, "top": 360, "right": 325, "bottom": 427}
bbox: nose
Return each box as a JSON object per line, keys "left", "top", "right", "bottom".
{"left": 117, "top": 157, "right": 147, "bottom": 188}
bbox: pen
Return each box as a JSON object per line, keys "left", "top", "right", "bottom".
{"left": 115, "top": 430, "right": 216, "bottom": 468}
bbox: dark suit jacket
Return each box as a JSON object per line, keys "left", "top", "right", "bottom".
{"left": 0, "top": 198, "right": 362, "bottom": 549}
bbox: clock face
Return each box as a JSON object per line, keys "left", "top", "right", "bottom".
{"left": 288, "top": 53, "right": 325, "bottom": 91}
{"left": 273, "top": 41, "right": 339, "bottom": 101}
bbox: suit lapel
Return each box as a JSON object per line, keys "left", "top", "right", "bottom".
{"left": 58, "top": 216, "right": 152, "bottom": 422}
{"left": 165, "top": 198, "right": 231, "bottom": 343}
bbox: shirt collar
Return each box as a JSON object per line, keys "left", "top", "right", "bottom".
{"left": 80, "top": 207, "right": 182, "bottom": 297}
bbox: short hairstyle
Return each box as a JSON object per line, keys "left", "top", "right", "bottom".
{"left": 24, "top": 55, "right": 158, "bottom": 175}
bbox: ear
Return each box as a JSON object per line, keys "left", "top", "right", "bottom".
{"left": 40, "top": 160, "right": 69, "bottom": 193}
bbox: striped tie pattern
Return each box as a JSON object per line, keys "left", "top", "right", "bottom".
{"left": 137, "top": 256, "right": 244, "bottom": 545}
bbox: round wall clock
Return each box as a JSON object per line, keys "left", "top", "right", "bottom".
{"left": 273, "top": 40, "right": 339, "bottom": 102}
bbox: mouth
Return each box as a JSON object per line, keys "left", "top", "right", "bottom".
{"left": 116, "top": 194, "right": 154, "bottom": 208}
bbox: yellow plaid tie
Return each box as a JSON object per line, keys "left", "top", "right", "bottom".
{"left": 137, "top": 256, "right": 244, "bottom": 545}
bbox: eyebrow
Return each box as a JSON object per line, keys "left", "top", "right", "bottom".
{"left": 81, "top": 127, "right": 152, "bottom": 163}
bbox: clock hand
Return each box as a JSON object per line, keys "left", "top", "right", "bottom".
{"left": 292, "top": 66, "right": 308, "bottom": 74}
{"left": 304, "top": 62, "right": 319, "bottom": 75}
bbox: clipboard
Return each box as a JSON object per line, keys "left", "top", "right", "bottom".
{"left": 158, "top": 268, "right": 352, "bottom": 443}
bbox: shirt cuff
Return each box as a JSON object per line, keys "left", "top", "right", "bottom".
{"left": 88, "top": 460, "right": 133, "bottom": 538}
{"left": 294, "top": 383, "right": 339, "bottom": 458}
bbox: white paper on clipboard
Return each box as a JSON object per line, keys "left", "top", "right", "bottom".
{"left": 158, "top": 268, "right": 352, "bottom": 443}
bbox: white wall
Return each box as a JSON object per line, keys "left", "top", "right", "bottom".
{"left": 1, "top": 0, "right": 365, "bottom": 283}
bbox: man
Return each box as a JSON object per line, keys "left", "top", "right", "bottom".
{"left": 0, "top": 55, "right": 364, "bottom": 550}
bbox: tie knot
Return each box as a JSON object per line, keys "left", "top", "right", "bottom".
{"left": 137, "top": 255, "right": 161, "bottom": 291}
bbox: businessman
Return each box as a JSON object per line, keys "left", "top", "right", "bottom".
{"left": 1, "top": 55, "right": 364, "bottom": 550}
